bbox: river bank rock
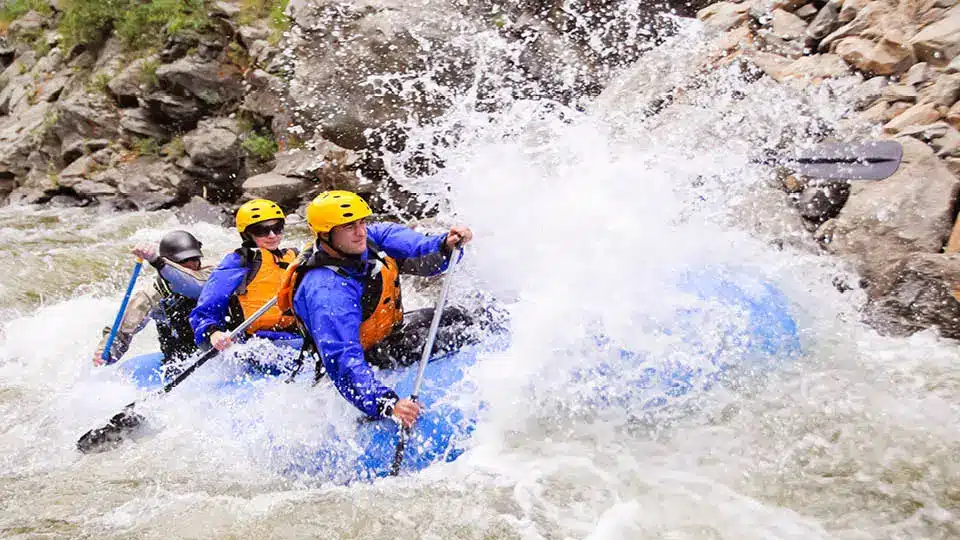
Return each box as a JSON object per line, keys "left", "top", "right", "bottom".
{"left": 283, "top": 0, "right": 711, "bottom": 151}
{"left": 0, "top": 0, "right": 695, "bottom": 210}
{"left": 697, "top": 0, "right": 960, "bottom": 340}
{"left": 241, "top": 143, "right": 362, "bottom": 207}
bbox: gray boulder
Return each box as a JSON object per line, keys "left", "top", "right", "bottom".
{"left": 243, "top": 69, "right": 287, "bottom": 121}
{"left": 141, "top": 90, "right": 205, "bottom": 130}
{"left": 909, "top": 4, "right": 960, "bottom": 67}
{"left": 0, "top": 102, "right": 54, "bottom": 179}
{"left": 796, "top": 181, "right": 850, "bottom": 224}
{"left": 119, "top": 108, "right": 173, "bottom": 143}
{"left": 241, "top": 172, "right": 312, "bottom": 206}
{"left": 864, "top": 253, "right": 960, "bottom": 340}
{"left": 8, "top": 11, "right": 47, "bottom": 39}
{"left": 818, "top": 137, "right": 960, "bottom": 279}
{"left": 156, "top": 55, "right": 245, "bottom": 108}
{"left": 52, "top": 92, "right": 120, "bottom": 162}
{"left": 183, "top": 118, "right": 241, "bottom": 171}
{"left": 176, "top": 195, "right": 231, "bottom": 226}
{"left": 108, "top": 57, "right": 154, "bottom": 108}
{"left": 286, "top": 0, "right": 481, "bottom": 150}
{"left": 58, "top": 147, "right": 118, "bottom": 191}
{"left": 101, "top": 157, "right": 191, "bottom": 210}
{"left": 273, "top": 143, "right": 361, "bottom": 188}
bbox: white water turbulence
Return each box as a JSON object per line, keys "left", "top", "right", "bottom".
{"left": 1, "top": 13, "right": 959, "bottom": 540}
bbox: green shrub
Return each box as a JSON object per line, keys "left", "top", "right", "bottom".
{"left": 115, "top": 0, "right": 209, "bottom": 50}
{"left": 239, "top": 0, "right": 265, "bottom": 23}
{"left": 235, "top": 114, "right": 254, "bottom": 134}
{"left": 284, "top": 135, "right": 306, "bottom": 150}
{"left": 237, "top": 0, "right": 289, "bottom": 44}
{"left": 225, "top": 41, "right": 249, "bottom": 70}
{"left": 162, "top": 135, "right": 185, "bottom": 159}
{"left": 132, "top": 137, "right": 160, "bottom": 156}
{"left": 85, "top": 72, "right": 111, "bottom": 94}
{"left": 59, "top": 0, "right": 123, "bottom": 50}
{"left": 0, "top": 0, "right": 53, "bottom": 23}
{"left": 42, "top": 109, "right": 59, "bottom": 130}
{"left": 31, "top": 32, "right": 50, "bottom": 56}
{"left": 60, "top": 0, "right": 210, "bottom": 51}
{"left": 241, "top": 131, "right": 277, "bottom": 161}
{"left": 268, "top": 0, "right": 290, "bottom": 45}
{"left": 16, "top": 27, "right": 50, "bottom": 56}
{"left": 268, "top": 0, "right": 289, "bottom": 29}
{"left": 139, "top": 59, "right": 159, "bottom": 89}
{"left": 238, "top": 0, "right": 279, "bottom": 23}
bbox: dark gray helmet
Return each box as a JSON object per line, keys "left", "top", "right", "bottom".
{"left": 159, "top": 230, "right": 203, "bottom": 263}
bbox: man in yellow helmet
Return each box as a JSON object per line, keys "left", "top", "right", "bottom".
{"left": 277, "top": 190, "right": 472, "bottom": 427}
{"left": 189, "top": 199, "right": 301, "bottom": 357}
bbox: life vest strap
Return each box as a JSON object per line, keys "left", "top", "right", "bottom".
{"left": 234, "top": 247, "right": 297, "bottom": 295}
{"left": 280, "top": 239, "right": 404, "bottom": 352}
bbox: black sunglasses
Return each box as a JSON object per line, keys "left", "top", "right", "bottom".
{"left": 247, "top": 221, "right": 285, "bottom": 237}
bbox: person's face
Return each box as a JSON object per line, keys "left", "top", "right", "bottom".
{"left": 330, "top": 218, "right": 367, "bottom": 255}
{"left": 247, "top": 219, "right": 284, "bottom": 251}
{"left": 179, "top": 258, "right": 201, "bottom": 271}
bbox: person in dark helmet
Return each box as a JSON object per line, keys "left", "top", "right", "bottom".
{"left": 93, "top": 230, "right": 211, "bottom": 367}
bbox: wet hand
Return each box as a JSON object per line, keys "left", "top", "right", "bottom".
{"left": 131, "top": 244, "right": 158, "bottom": 263}
{"left": 92, "top": 353, "right": 105, "bottom": 367}
{"left": 393, "top": 398, "right": 422, "bottom": 428}
{"left": 445, "top": 225, "right": 472, "bottom": 250}
{"left": 209, "top": 331, "right": 233, "bottom": 351}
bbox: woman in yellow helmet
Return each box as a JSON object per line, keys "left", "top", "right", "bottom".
{"left": 276, "top": 190, "right": 473, "bottom": 427}
{"left": 189, "top": 199, "right": 301, "bottom": 353}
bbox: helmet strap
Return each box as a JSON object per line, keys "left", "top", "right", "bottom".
{"left": 316, "top": 233, "right": 356, "bottom": 260}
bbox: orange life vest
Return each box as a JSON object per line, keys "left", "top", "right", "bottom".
{"left": 234, "top": 247, "right": 298, "bottom": 334}
{"left": 278, "top": 241, "right": 403, "bottom": 350}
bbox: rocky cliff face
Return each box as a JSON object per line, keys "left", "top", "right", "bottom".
{"left": 0, "top": 0, "right": 692, "bottom": 215}
{"left": 693, "top": 0, "right": 960, "bottom": 339}
{"left": 0, "top": 1, "right": 284, "bottom": 210}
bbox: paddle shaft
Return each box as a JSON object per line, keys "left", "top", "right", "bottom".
{"left": 165, "top": 297, "right": 280, "bottom": 394}
{"left": 390, "top": 248, "right": 461, "bottom": 476}
{"left": 410, "top": 247, "right": 461, "bottom": 401}
{"left": 78, "top": 297, "right": 281, "bottom": 453}
{"left": 101, "top": 260, "right": 143, "bottom": 364}
{"left": 116, "top": 297, "right": 279, "bottom": 410}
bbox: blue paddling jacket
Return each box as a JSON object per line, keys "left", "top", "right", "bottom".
{"left": 189, "top": 246, "right": 301, "bottom": 347}
{"left": 290, "top": 223, "right": 456, "bottom": 418}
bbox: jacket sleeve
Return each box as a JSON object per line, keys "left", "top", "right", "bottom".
{"left": 156, "top": 259, "right": 207, "bottom": 299}
{"left": 293, "top": 269, "right": 398, "bottom": 418}
{"left": 368, "top": 222, "right": 458, "bottom": 276}
{"left": 95, "top": 287, "right": 160, "bottom": 364}
{"left": 189, "top": 253, "right": 247, "bottom": 345}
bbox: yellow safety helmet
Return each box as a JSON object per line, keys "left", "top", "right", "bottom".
{"left": 306, "top": 190, "right": 372, "bottom": 234}
{"left": 236, "top": 199, "right": 285, "bottom": 233}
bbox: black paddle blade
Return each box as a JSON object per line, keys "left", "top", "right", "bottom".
{"left": 76, "top": 407, "right": 146, "bottom": 454}
{"left": 781, "top": 140, "right": 903, "bottom": 180}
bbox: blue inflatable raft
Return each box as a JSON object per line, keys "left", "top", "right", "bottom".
{"left": 114, "top": 267, "right": 802, "bottom": 483}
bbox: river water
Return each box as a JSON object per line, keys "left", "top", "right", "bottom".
{"left": 1, "top": 14, "right": 959, "bottom": 540}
